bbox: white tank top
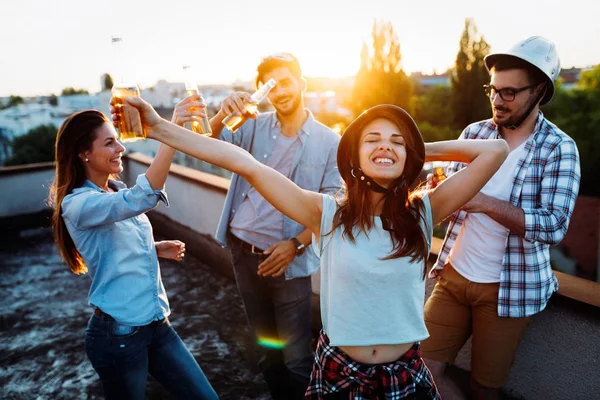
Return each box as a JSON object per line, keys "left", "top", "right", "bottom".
{"left": 448, "top": 141, "right": 528, "bottom": 283}
{"left": 312, "top": 193, "right": 433, "bottom": 346}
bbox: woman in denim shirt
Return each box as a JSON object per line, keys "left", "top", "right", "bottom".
{"left": 49, "top": 110, "right": 218, "bottom": 400}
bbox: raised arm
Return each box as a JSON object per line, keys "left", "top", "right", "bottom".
{"left": 111, "top": 99, "right": 176, "bottom": 191}
{"left": 145, "top": 144, "right": 176, "bottom": 190}
{"left": 62, "top": 174, "right": 168, "bottom": 229}
{"left": 122, "top": 97, "right": 323, "bottom": 235}
{"left": 467, "top": 139, "right": 580, "bottom": 244}
{"left": 427, "top": 139, "right": 509, "bottom": 227}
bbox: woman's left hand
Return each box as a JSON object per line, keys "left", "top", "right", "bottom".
{"left": 156, "top": 240, "right": 186, "bottom": 261}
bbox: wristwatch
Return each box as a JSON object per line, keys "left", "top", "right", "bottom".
{"left": 290, "top": 237, "right": 306, "bottom": 256}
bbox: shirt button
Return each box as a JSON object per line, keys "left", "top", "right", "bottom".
{"left": 232, "top": 209, "right": 236, "bottom": 213}
{"left": 272, "top": 135, "right": 276, "bottom": 139}
{"left": 242, "top": 192, "right": 246, "bottom": 197}
{"left": 263, "top": 154, "right": 267, "bottom": 158}
{"left": 154, "top": 293, "right": 158, "bottom": 297}
{"left": 152, "top": 274, "right": 155, "bottom": 278}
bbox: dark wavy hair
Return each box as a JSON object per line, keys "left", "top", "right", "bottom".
{"left": 48, "top": 110, "right": 109, "bottom": 274}
{"left": 332, "top": 106, "right": 429, "bottom": 276}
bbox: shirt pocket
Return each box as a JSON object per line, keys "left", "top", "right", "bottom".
{"left": 102, "top": 219, "right": 146, "bottom": 252}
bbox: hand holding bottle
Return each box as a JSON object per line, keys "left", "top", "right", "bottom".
{"left": 182, "top": 65, "right": 212, "bottom": 135}
{"left": 221, "top": 79, "right": 277, "bottom": 132}
{"left": 171, "top": 95, "right": 209, "bottom": 128}
{"left": 220, "top": 92, "right": 258, "bottom": 118}
{"left": 110, "top": 97, "right": 163, "bottom": 135}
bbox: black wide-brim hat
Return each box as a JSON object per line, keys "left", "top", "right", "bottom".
{"left": 337, "top": 104, "right": 425, "bottom": 187}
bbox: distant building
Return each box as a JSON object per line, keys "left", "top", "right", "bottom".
{"left": 559, "top": 67, "right": 582, "bottom": 90}
{"left": 0, "top": 103, "right": 73, "bottom": 138}
{"left": 58, "top": 94, "right": 100, "bottom": 110}
{"left": 411, "top": 72, "right": 451, "bottom": 87}
{"left": 0, "top": 97, "right": 11, "bottom": 108}
{"left": 304, "top": 91, "right": 352, "bottom": 117}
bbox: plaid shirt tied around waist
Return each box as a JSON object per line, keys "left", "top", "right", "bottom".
{"left": 304, "top": 330, "right": 440, "bottom": 400}
{"left": 431, "top": 113, "right": 580, "bottom": 318}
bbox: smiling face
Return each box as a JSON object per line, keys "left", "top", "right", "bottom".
{"left": 80, "top": 122, "right": 126, "bottom": 178}
{"left": 357, "top": 118, "right": 407, "bottom": 188}
{"left": 261, "top": 66, "right": 304, "bottom": 117}
{"left": 489, "top": 68, "right": 543, "bottom": 128}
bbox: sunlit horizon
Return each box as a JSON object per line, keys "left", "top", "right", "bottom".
{"left": 1, "top": 0, "right": 599, "bottom": 97}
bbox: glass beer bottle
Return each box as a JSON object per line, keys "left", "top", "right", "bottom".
{"left": 182, "top": 64, "right": 212, "bottom": 136}
{"left": 110, "top": 36, "right": 145, "bottom": 142}
{"left": 222, "top": 78, "right": 277, "bottom": 133}
{"left": 433, "top": 162, "right": 447, "bottom": 182}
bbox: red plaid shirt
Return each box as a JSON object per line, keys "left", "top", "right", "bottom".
{"left": 305, "top": 330, "right": 440, "bottom": 399}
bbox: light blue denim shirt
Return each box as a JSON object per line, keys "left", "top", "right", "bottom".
{"left": 216, "top": 110, "right": 343, "bottom": 279}
{"left": 62, "top": 174, "right": 170, "bottom": 325}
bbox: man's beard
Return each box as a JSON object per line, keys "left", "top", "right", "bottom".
{"left": 493, "top": 106, "right": 523, "bottom": 128}
{"left": 274, "top": 94, "right": 301, "bottom": 117}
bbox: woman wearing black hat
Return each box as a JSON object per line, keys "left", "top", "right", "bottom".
{"left": 112, "top": 98, "right": 508, "bottom": 399}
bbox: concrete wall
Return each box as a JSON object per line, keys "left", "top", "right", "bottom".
{"left": 123, "top": 153, "right": 230, "bottom": 236}
{"left": 0, "top": 163, "right": 54, "bottom": 217}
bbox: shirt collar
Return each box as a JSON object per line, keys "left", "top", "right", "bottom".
{"left": 79, "top": 178, "right": 123, "bottom": 193}
{"left": 485, "top": 110, "right": 545, "bottom": 140}
{"left": 270, "top": 108, "right": 315, "bottom": 138}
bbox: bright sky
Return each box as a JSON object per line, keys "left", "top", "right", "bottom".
{"left": 1, "top": 0, "right": 598, "bottom": 97}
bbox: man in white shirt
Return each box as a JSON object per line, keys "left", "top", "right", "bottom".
{"left": 421, "top": 36, "right": 581, "bottom": 400}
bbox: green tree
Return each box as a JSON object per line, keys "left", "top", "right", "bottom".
{"left": 8, "top": 95, "right": 24, "bottom": 108}
{"left": 417, "top": 122, "right": 459, "bottom": 143}
{"left": 48, "top": 94, "right": 58, "bottom": 106}
{"left": 102, "top": 73, "right": 114, "bottom": 91}
{"left": 349, "top": 20, "right": 412, "bottom": 116}
{"left": 61, "top": 87, "right": 89, "bottom": 96}
{"left": 5, "top": 124, "right": 57, "bottom": 166}
{"left": 544, "top": 79, "right": 600, "bottom": 197}
{"left": 579, "top": 64, "right": 600, "bottom": 90}
{"left": 451, "top": 18, "right": 491, "bottom": 129}
{"left": 411, "top": 85, "right": 454, "bottom": 129}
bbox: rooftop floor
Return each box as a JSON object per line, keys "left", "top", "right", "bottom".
{"left": 0, "top": 228, "right": 269, "bottom": 400}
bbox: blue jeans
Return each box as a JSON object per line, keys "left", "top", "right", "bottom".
{"left": 85, "top": 312, "right": 218, "bottom": 400}
{"left": 231, "top": 239, "right": 314, "bottom": 400}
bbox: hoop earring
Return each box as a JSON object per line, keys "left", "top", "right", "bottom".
{"left": 350, "top": 168, "right": 357, "bottom": 178}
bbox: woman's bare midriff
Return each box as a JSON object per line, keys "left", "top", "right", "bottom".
{"left": 339, "top": 342, "right": 414, "bottom": 364}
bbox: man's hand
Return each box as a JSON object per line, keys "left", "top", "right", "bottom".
{"left": 257, "top": 240, "right": 296, "bottom": 277}
{"left": 220, "top": 92, "right": 258, "bottom": 119}
{"left": 460, "top": 192, "right": 490, "bottom": 214}
{"left": 171, "top": 94, "right": 208, "bottom": 127}
{"left": 156, "top": 240, "right": 186, "bottom": 261}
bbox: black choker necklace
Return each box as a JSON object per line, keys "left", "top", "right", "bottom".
{"left": 350, "top": 168, "right": 406, "bottom": 195}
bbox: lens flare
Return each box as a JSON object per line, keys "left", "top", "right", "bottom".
{"left": 257, "top": 337, "right": 286, "bottom": 349}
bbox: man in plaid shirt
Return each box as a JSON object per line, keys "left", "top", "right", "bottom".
{"left": 421, "top": 36, "right": 581, "bottom": 400}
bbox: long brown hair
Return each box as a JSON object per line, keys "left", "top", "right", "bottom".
{"left": 48, "top": 110, "right": 109, "bottom": 274}
{"left": 332, "top": 108, "right": 429, "bottom": 275}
